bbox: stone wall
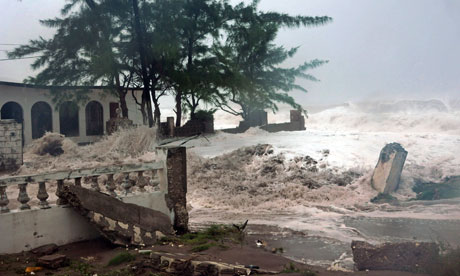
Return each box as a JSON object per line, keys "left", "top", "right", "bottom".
{"left": 0, "top": 119, "right": 23, "bottom": 171}
{"left": 222, "top": 110, "right": 306, "bottom": 134}
{"left": 164, "top": 119, "right": 214, "bottom": 138}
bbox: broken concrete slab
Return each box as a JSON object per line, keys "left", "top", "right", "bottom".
{"left": 351, "top": 240, "right": 438, "bottom": 273}
{"left": 31, "top": 243, "right": 58, "bottom": 257}
{"left": 62, "top": 185, "right": 173, "bottom": 246}
{"left": 371, "top": 143, "right": 408, "bottom": 194}
{"left": 37, "top": 254, "right": 68, "bottom": 269}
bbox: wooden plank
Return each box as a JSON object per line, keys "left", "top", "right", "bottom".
{"left": 0, "top": 161, "right": 165, "bottom": 187}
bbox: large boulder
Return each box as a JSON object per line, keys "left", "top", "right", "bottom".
{"left": 351, "top": 240, "right": 439, "bottom": 273}
{"left": 371, "top": 143, "right": 408, "bottom": 194}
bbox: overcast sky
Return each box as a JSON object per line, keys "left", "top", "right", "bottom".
{"left": 1, "top": 0, "right": 459, "bottom": 105}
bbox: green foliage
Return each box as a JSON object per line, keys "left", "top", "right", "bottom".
{"left": 194, "top": 109, "right": 216, "bottom": 121}
{"left": 70, "top": 261, "right": 93, "bottom": 276}
{"left": 107, "top": 252, "right": 136, "bottom": 266}
{"left": 370, "top": 193, "right": 399, "bottom": 204}
{"left": 281, "top": 262, "right": 317, "bottom": 276}
{"left": 412, "top": 178, "right": 460, "bottom": 200}
{"left": 161, "top": 224, "right": 246, "bottom": 252}
{"left": 191, "top": 243, "right": 216, "bottom": 252}
{"left": 214, "top": 1, "right": 331, "bottom": 120}
{"left": 9, "top": 0, "right": 331, "bottom": 124}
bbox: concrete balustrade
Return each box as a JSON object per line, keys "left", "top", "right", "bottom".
{"left": 0, "top": 146, "right": 188, "bottom": 254}
{"left": 0, "top": 161, "right": 166, "bottom": 213}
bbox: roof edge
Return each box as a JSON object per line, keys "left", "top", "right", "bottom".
{"left": 0, "top": 81, "right": 142, "bottom": 90}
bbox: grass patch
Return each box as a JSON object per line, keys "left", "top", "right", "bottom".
{"left": 281, "top": 262, "right": 317, "bottom": 276}
{"left": 69, "top": 261, "right": 94, "bottom": 276}
{"left": 191, "top": 243, "right": 216, "bottom": 252}
{"left": 412, "top": 177, "right": 460, "bottom": 200}
{"left": 160, "top": 224, "right": 246, "bottom": 252}
{"left": 370, "top": 193, "right": 398, "bottom": 204}
{"left": 182, "top": 224, "right": 244, "bottom": 248}
{"left": 157, "top": 224, "right": 246, "bottom": 252}
{"left": 107, "top": 252, "right": 136, "bottom": 266}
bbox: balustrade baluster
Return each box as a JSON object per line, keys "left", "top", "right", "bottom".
{"left": 91, "top": 176, "right": 100, "bottom": 192}
{"left": 37, "top": 182, "right": 50, "bottom": 209}
{"left": 75, "top": 177, "right": 82, "bottom": 187}
{"left": 121, "top": 173, "right": 132, "bottom": 195}
{"left": 137, "top": 171, "right": 146, "bottom": 192}
{"left": 56, "top": 179, "right": 68, "bottom": 206}
{"left": 106, "top": 174, "right": 116, "bottom": 197}
{"left": 17, "top": 183, "right": 31, "bottom": 210}
{"left": 0, "top": 185, "right": 10, "bottom": 213}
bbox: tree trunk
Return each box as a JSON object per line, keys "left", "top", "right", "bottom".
{"left": 132, "top": 0, "right": 154, "bottom": 127}
{"left": 115, "top": 76, "right": 129, "bottom": 118}
{"left": 175, "top": 90, "right": 182, "bottom": 127}
{"left": 190, "top": 103, "right": 198, "bottom": 120}
{"left": 119, "top": 90, "right": 129, "bottom": 118}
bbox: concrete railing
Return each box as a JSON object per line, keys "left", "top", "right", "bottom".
{"left": 0, "top": 146, "right": 188, "bottom": 254}
{"left": 0, "top": 161, "right": 166, "bottom": 213}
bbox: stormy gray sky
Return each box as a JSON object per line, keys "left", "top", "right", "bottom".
{"left": 1, "top": 0, "right": 459, "bottom": 105}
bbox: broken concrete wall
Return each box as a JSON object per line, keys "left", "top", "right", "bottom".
{"left": 222, "top": 110, "right": 306, "bottom": 134}
{"left": 63, "top": 185, "right": 173, "bottom": 246}
{"left": 0, "top": 119, "right": 23, "bottom": 171}
{"left": 0, "top": 206, "right": 100, "bottom": 254}
{"left": 0, "top": 191, "right": 174, "bottom": 254}
{"left": 371, "top": 143, "right": 408, "bottom": 194}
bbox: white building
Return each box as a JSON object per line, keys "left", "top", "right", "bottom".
{"left": 0, "top": 81, "right": 144, "bottom": 145}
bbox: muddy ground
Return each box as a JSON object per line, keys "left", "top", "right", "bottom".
{"left": 0, "top": 237, "right": 429, "bottom": 276}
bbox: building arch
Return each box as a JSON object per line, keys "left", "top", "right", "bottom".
{"left": 85, "top": 101, "right": 104, "bottom": 136}
{"left": 1, "top": 101, "right": 23, "bottom": 123}
{"left": 31, "top": 101, "right": 53, "bottom": 139}
{"left": 59, "top": 101, "right": 79, "bottom": 137}
{"left": 1, "top": 101, "right": 24, "bottom": 145}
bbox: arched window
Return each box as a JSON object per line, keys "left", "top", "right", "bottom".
{"left": 59, "top": 101, "right": 79, "bottom": 137}
{"left": 31, "top": 101, "right": 53, "bottom": 139}
{"left": 85, "top": 101, "right": 104, "bottom": 136}
{"left": 1, "top": 101, "right": 24, "bottom": 145}
{"left": 1, "top": 101, "right": 23, "bottom": 123}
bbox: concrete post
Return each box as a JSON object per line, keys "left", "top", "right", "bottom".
{"left": 166, "top": 147, "right": 188, "bottom": 234}
{"left": 167, "top": 117, "right": 175, "bottom": 137}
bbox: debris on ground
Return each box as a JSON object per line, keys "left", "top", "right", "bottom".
{"left": 37, "top": 254, "right": 69, "bottom": 269}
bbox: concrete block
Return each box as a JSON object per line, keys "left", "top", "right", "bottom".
{"left": 371, "top": 143, "right": 408, "bottom": 194}
{"left": 352, "top": 241, "right": 438, "bottom": 273}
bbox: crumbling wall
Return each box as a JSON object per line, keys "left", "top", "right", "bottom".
{"left": 222, "top": 110, "right": 306, "bottom": 134}
{"left": 0, "top": 119, "right": 23, "bottom": 171}
{"left": 173, "top": 119, "right": 214, "bottom": 137}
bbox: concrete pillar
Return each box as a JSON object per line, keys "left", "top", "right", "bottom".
{"left": 166, "top": 147, "right": 188, "bottom": 234}
{"left": 167, "top": 117, "right": 175, "bottom": 137}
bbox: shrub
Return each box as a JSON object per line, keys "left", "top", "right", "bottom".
{"left": 193, "top": 109, "right": 216, "bottom": 122}
{"left": 107, "top": 252, "right": 136, "bottom": 266}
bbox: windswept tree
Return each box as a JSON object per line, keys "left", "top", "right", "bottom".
{"left": 168, "top": 0, "right": 232, "bottom": 126}
{"left": 214, "top": 0, "right": 331, "bottom": 120}
{"left": 8, "top": 0, "right": 137, "bottom": 118}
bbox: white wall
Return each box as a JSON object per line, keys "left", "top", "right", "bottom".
{"left": 0, "top": 191, "right": 173, "bottom": 254}
{"left": 0, "top": 83, "right": 145, "bottom": 145}
{"left": 0, "top": 206, "right": 100, "bottom": 254}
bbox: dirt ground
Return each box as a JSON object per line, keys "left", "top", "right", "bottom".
{"left": 0, "top": 238, "right": 430, "bottom": 276}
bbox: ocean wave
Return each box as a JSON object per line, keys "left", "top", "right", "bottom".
{"left": 307, "top": 100, "right": 460, "bottom": 134}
